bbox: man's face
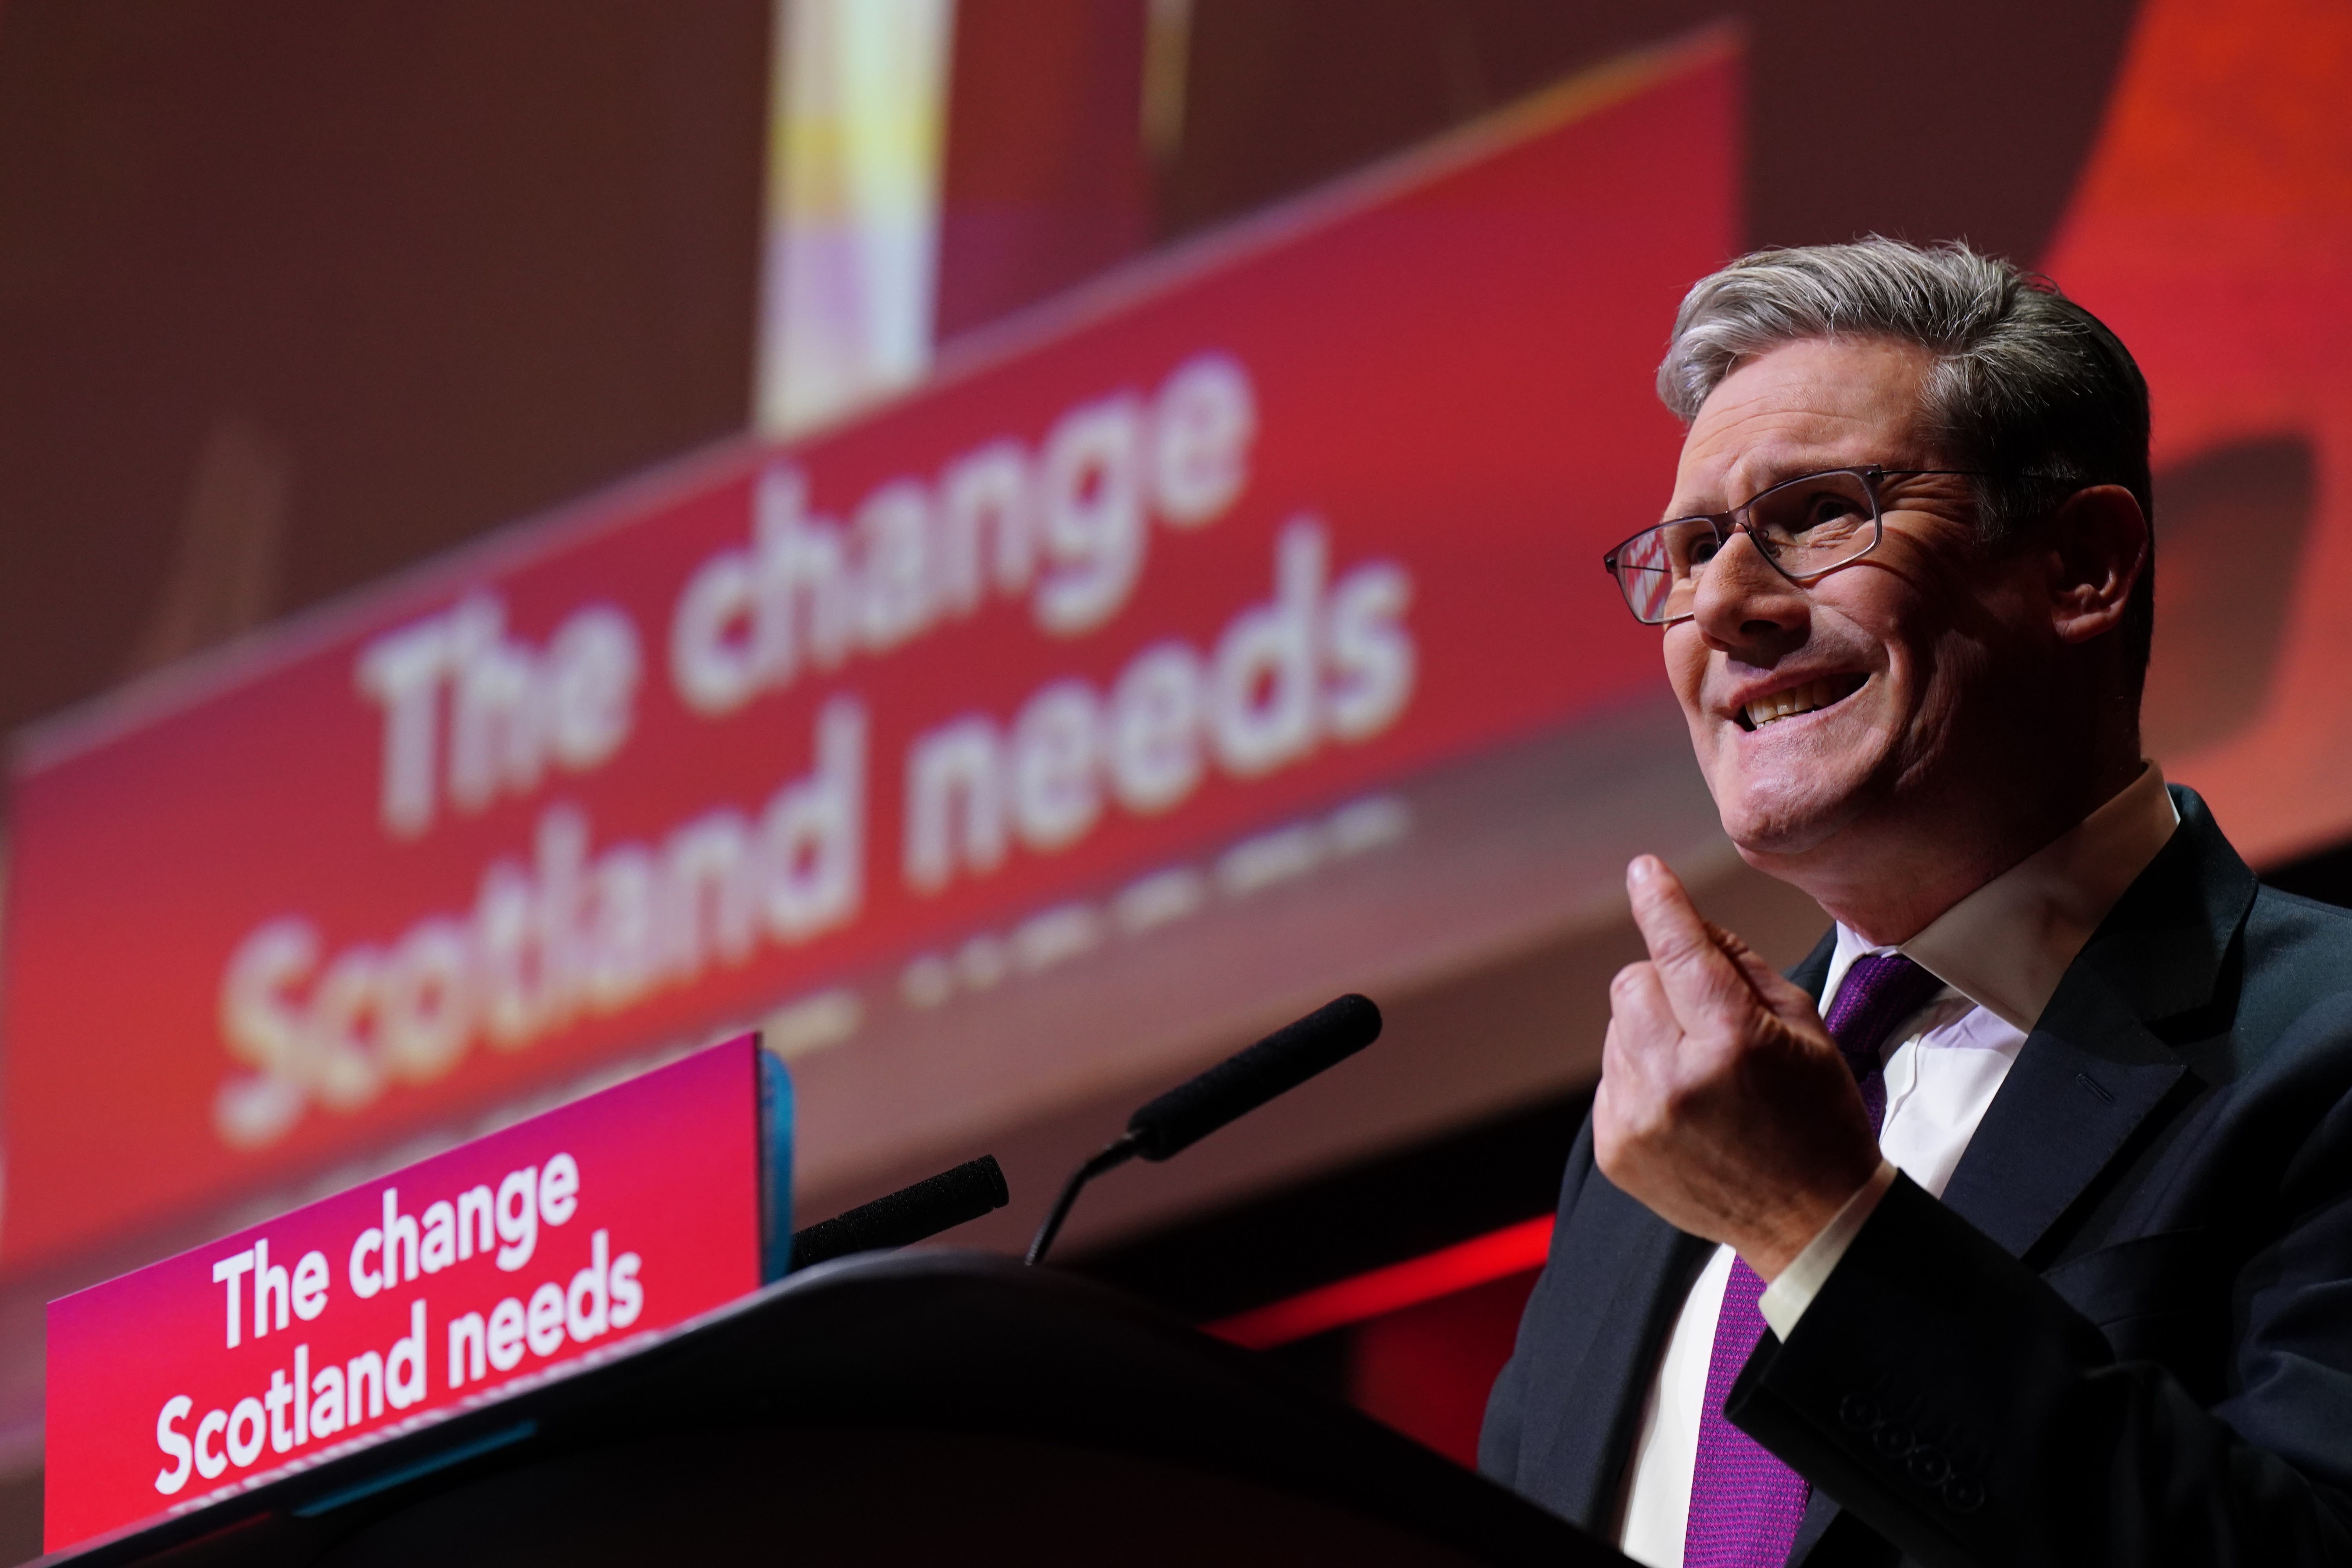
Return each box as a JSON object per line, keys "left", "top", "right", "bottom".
{"left": 1663, "top": 336, "right": 2048, "bottom": 867}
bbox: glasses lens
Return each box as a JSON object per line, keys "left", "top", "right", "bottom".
{"left": 1745, "top": 470, "right": 1878, "bottom": 577}
{"left": 1610, "top": 472, "right": 1885, "bottom": 623}
{"left": 1612, "top": 517, "right": 1723, "bottom": 623}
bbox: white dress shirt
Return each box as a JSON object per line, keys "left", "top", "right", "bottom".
{"left": 1611, "top": 765, "right": 2181, "bottom": 1568}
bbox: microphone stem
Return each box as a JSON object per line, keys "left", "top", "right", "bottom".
{"left": 1026, "top": 1133, "right": 1140, "bottom": 1266}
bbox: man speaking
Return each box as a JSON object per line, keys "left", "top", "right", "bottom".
{"left": 1482, "top": 239, "right": 2352, "bottom": 1566}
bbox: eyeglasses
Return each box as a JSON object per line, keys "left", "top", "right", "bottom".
{"left": 1602, "top": 466, "right": 1989, "bottom": 625}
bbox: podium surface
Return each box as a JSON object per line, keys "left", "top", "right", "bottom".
{"left": 46, "top": 1252, "right": 1626, "bottom": 1566}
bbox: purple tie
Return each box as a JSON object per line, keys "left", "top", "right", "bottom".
{"left": 1682, "top": 953, "right": 1944, "bottom": 1568}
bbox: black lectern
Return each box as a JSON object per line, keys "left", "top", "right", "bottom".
{"left": 46, "top": 1253, "right": 1628, "bottom": 1566}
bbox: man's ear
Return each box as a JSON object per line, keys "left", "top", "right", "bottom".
{"left": 2045, "top": 483, "right": 2149, "bottom": 644}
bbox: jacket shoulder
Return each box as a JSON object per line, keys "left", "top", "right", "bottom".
{"left": 2236, "top": 885, "right": 2352, "bottom": 1028}
{"left": 2177, "top": 884, "right": 2352, "bottom": 1101}
{"left": 2247, "top": 882, "right": 2352, "bottom": 952}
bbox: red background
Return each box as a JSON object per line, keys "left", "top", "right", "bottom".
{"left": 2, "top": 40, "right": 1735, "bottom": 1273}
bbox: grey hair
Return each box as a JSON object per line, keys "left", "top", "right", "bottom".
{"left": 1658, "top": 238, "right": 2154, "bottom": 676}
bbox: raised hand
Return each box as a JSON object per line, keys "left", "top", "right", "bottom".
{"left": 1593, "top": 856, "right": 1881, "bottom": 1280}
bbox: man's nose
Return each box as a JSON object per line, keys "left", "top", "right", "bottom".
{"left": 1689, "top": 528, "right": 1809, "bottom": 650}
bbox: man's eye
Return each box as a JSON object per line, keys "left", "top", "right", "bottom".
{"left": 1686, "top": 538, "right": 1719, "bottom": 565}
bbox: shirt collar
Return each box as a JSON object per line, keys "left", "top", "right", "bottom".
{"left": 1826, "top": 764, "right": 2181, "bottom": 1034}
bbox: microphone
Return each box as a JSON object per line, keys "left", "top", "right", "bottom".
{"left": 789, "top": 1154, "right": 1010, "bottom": 1272}
{"left": 1026, "top": 993, "right": 1382, "bottom": 1265}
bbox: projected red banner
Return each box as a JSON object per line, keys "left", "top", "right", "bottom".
{"left": 1, "top": 38, "right": 1737, "bottom": 1272}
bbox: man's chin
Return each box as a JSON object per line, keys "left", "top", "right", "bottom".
{"left": 1710, "top": 774, "right": 1871, "bottom": 864}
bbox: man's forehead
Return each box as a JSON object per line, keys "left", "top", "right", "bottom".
{"left": 1667, "top": 337, "right": 1935, "bottom": 512}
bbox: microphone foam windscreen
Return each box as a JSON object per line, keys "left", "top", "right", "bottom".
{"left": 789, "top": 1154, "right": 1009, "bottom": 1271}
{"left": 1126, "top": 994, "right": 1382, "bottom": 1162}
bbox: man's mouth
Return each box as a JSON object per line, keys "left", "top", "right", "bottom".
{"left": 1738, "top": 673, "right": 1866, "bottom": 731}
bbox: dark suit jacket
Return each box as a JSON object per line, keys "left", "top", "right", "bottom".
{"left": 1481, "top": 787, "right": 2352, "bottom": 1567}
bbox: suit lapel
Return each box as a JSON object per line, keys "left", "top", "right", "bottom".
{"left": 1526, "top": 1182, "right": 1711, "bottom": 1527}
{"left": 1937, "top": 787, "right": 2250, "bottom": 1261}
{"left": 1937, "top": 989, "right": 2185, "bottom": 1258}
{"left": 1528, "top": 931, "right": 1835, "bottom": 1535}
{"left": 1784, "top": 930, "right": 1878, "bottom": 1568}
{"left": 1790, "top": 926, "right": 1837, "bottom": 1005}
{"left": 1789, "top": 1484, "right": 1844, "bottom": 1564}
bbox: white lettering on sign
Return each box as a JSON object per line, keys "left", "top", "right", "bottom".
{"left": 216, "top": 705, "right": 864, "bottom": 1147}
{"left": 345, "top": 1158, "right": 575, "bottom": 1302}
{"left": 669, "top": 352, "right": 1258, "bottom": 718}
{"left": 154, "top": 1156, "right": 644, "bottom": 1497}
{"left": 358, "top": 595, "right": 643, "bottom": 839}
{"left": 904, "top": 521, "right": 1415, "bottom": 892}
{"left": 156, "top": 1301, "right": 427, "bottom": 1494}
{"left": 205, "top": 1237, "right": 329, "bottom": 1348}
{"left": 209, "top": 1251, "right": 252, "bottom": 1349}
{"left": 216, "top": 348, "right": 1407, "bottom": 1152}
{"left": 444, "top": 1227, "right": 641, "bottom": 1392}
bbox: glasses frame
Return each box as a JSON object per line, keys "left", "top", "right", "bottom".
{"left": 1601, "top": 466, "right": 1993, "bottom": 626}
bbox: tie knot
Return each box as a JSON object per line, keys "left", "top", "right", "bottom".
{"left": 1823, "top": 952, "right": 1945, "bottom": 1078}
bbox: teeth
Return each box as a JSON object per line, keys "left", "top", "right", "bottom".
{"left": 1744, "top": 677, "right": 1856, "bottom": 730}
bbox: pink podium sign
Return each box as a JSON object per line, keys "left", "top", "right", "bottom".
{"left": 42, "top": 1034, "right": 781, "bottom": 1554}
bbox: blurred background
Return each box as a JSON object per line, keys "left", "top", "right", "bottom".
{"left": 2, "top": 0, "right": 2349, "bottom": 1555}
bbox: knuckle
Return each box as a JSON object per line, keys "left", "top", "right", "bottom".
{"left": 1647, "top": 924, "right": 1707, "bottom": 965}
